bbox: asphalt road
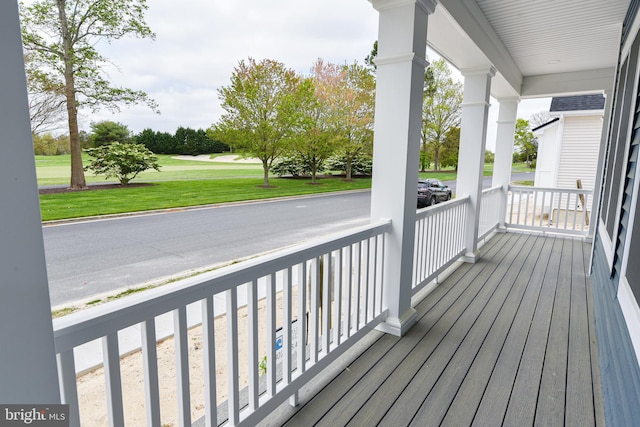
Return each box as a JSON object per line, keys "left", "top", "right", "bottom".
{"left": 43, "top": 191, "right": 372, "bottom": 306}
{"left": 43, "top": 171, "right": 534, "bottom": 307}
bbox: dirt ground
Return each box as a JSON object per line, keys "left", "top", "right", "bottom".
{"left": 76, "top": 293, "right": 290, "bottom": 426}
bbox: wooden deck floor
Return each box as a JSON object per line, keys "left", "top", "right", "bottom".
{"left": 260, "top": 232, "right": 604, "bottom": 427}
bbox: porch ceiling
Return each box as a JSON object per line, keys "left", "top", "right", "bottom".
{"left": 428, "top": 0, "right": 630, "bottom": 99}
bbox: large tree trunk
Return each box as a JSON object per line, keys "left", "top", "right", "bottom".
{"left": 57, "top": 0, "right": 87, "bottom": 190}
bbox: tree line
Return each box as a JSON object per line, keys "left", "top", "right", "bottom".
{"left": 21, "top": 0, "right": 538, "bottom": 189}
{"left": 32, "top": 121, "right": 229, "bottom": 156}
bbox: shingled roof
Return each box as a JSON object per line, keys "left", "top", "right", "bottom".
{"left": 550, "top": 94, "right": 605, "bottom": 112}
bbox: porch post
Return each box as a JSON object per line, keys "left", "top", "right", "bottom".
{"left": 0, "top": 1, "right": 60, "bottom": 403}
{"left": 369, "top": 0, "right": 436, "bottom": 336}
{"left": 492, "top": 97, "right": 519, "bottom": 231}
{"left": 457, "top": 66, "right": 496, "bottom": 262}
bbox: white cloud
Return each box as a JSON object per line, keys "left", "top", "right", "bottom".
{"left": 88, "top": 0, "right": 379, "bottom": 133}
{"left": 63, "top": 0, "right": 554, "bottom": 145}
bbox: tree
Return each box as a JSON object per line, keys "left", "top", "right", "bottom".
{"left": 88, "top": 121, "right": 131, "bottom": 147}
{"left": 440, "top": 126, "right": 460, "bottom": 170}
{"left": 32, "top": 133, "right": 70, "bottom": 155}
{"left": 421, "top": 59, "right": 463, "bottom": 171}
{"left": 85, "top": 142, "right": 160, "bottom": 185}
{"left": 485, "top": 149, "right": 495, "bottom": 164}
{"left": 365, "top": 40, "right": 378, "bottom": 71}
{"left": 20, "top": 0, "right": 158, "bottom": 190}
{"left": 292, "top": 60, "right": 345, "bottom": 184}
{"left": 213, "top": 58, "right": 306, "bottom": 187}
{"left": 333, "top": 62, "right": 375, "bottom": 180}
{"left": 514, "top": 118, "right": 538, "bottom": 167}
{"left": 24, "top": 53, "right": 66, "bottom": 135}
{"left": 529, "top": 111, "right": 552, "bottom": 129}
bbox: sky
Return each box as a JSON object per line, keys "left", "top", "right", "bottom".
{"left": 83, "top": 0, "right": 550, "bottom": 151}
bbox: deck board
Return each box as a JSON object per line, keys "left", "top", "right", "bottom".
{"left": 436, "top": 234, "right": 548, "bottom": 426}
{"left": 265, "top": 232, "right": 602, "bottom": 427}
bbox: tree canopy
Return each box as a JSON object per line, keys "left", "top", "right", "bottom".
{"left": 89, "top": 121, "right": 131, "bottom": 147}
{"left": 20, "top": 0, "right": 158, "bottom": 189}
{"left": 213, "top": 58, "right": 308, "bottom": 187}
{"left": 421, "top": 59, "right": 463, "bottom": 171}
{"left": 24, "top": 53, "right": 66, "bottom": 135}
{"left": 514, "top": 118, "right": 538, "bottom": 167}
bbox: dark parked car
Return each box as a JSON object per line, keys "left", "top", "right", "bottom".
{"left": 417, "top": 179, "right": 452, "bottom": 208}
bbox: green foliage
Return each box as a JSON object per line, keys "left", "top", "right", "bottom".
{"left": 259, "top": 355, "right": 268, "bottom": 375}
{"left": 272, "top": 156, "right": 313, "bottom": 177}
{"left": 365, "top": 40, "right": 378, "bottom": 71}
{"left": 20, "top": 0, "right": 157, "bottom": 114}
{"left": 213, "top": 58, "right": 308, "bottom": 187}
{"left": 326, "top": 153, "right": 372, "bottom": 176}
{"left": 32, "top": 133, "right": 70, "bottom": 155}
{"left": 422, "top": 59, "right": 463, "bottom": 171}
{"left": 89, "top": 121, "right": 131, "bottom": 147}
{"left": 420, "top": 149, "right": 432, "bottom": 170}
{"left": 292, "top": 62, "right": 341, "bottom": 183}
{"left": 485, "top": 150, "right": 495, "bottom": 164}
{"left": 20, "top": 0, "right": 158, "bottom": 189}
{"left": 134, "top": 128, "right": 229, "bottom": 155}
{"left": 440, "top": 127, "right": 460, "bottom": 170}
{"left": 514, "top": 118, "right": 538, "bottom": 167}
{"left": 332, "top": 62, "right": 375, "bottom": 180}
{"left": 85, "top": 142, "right": 160, "bottom": 185}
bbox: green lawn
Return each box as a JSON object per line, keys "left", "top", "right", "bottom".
{"left": 40, "top": 177, "right": 372, "bottom": 221}
{"left": 37, "top": 155, "right": 534, "bottom": 221}
{"left": 36, "top": 153, "right": 264, "bottom": 186}
{"left": 418, "top": 162, "right": 532, "bottom": 181}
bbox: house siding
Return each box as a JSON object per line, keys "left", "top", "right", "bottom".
{"left": 557, "top": 116, "right": 602, "bottom": 193}
{"left": 591, "top": 237, "right": 640, "bottom": 426}
{"left": 534, "top": 123, "right": 560, "bottom": 188}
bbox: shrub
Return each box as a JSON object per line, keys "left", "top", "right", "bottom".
{"left": 272, "top": 156, "right": 311, "bottom": 177}
{"left": 326, "top": 153, "right": 373, "bottom": 176}
{"left": 85, "top": 142, "right": 160, "bottom": 185}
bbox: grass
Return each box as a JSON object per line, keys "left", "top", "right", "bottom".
{"left": 418, "top": 162, "right": 533, "bottom": 181}
{"left": 40, "top": 177, "right": 372, "bottom": 221}
{"left": 37, "top": 154, "right": 534, "bottom": 221}
{"left": 36, "top": 153, "right": 264, "bottom": 186}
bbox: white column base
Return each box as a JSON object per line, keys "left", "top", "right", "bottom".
{"left": 462, "top": 251, "right": 480, "bottom": 263}
{"left": 376, "top": 308, "right": 418, "bottom": 337}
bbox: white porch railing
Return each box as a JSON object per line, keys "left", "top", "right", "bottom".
{"left": 478, "top": 185, "right": 503, "bottom": 239}
{"left": 53, "top": 220, "right": 390, "bottom": 427}
{"left": 412, "top": 196, "right": 470, "bottom": 294}
{"left": 507, "top": 185, "right": 593, "bottom": 236}
{"left": 53, "top": 184, "right": 591, "bottom": 427}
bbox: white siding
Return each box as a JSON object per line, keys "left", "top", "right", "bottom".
{"left": 557, "top": 115, "right": 603, "bottom": 191}
{"left": 534, "top": 123, "right": 560, "bottom": 188}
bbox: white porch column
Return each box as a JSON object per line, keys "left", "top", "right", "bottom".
{"left": 0, "top": 1, "right": 60, "bottom": 403}
{"left": 457, "top": 66, "right": 496, "bottom": 262}
{"left": 492, "top": 98, "right": 519, "bottom": 231}
{"left": 369, "top": 0, "right": 436, "bottom": 336}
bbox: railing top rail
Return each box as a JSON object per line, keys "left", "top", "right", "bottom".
{"left": 416, "top": 195, "right": 470, "bottom": 220}
{"left": 53, "top": 219, "right": 391, "bottom": 353}
{"left": 508, "top": 185, "right": 593, "bottom": 194}
{"left": 482, "top": 185, "right": 502, "bottom": 194}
